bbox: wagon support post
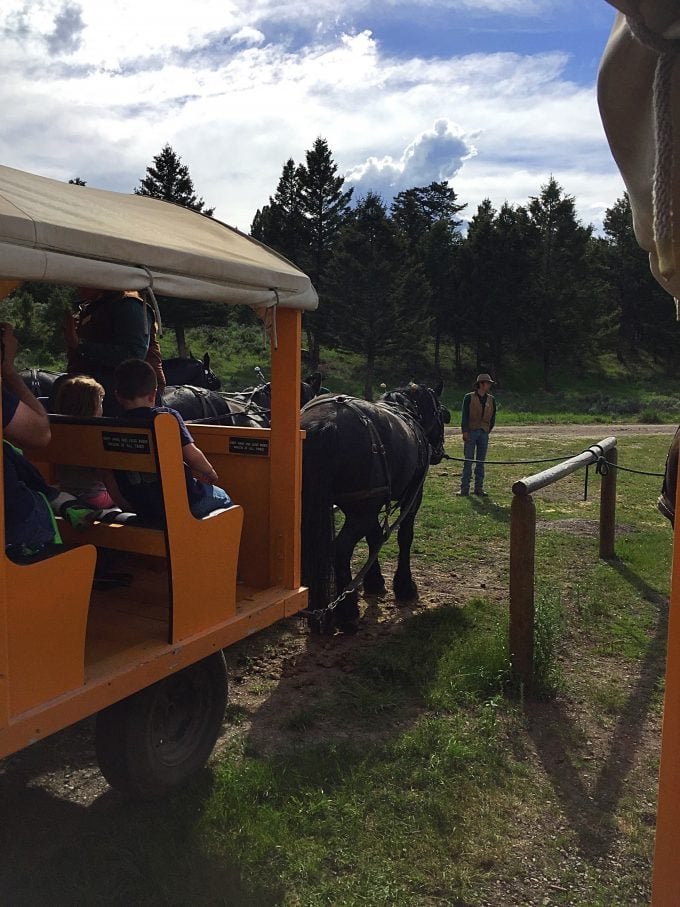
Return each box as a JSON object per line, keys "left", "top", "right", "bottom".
{"left": 509, "top": 437, "right": 617, "bottom": 686}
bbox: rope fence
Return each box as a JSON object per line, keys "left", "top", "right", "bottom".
{"left": 501, "top": 437, "right": 621, "bottom": 685}
{"left": 442, "top": 451, "right": 664, "bottom": 478}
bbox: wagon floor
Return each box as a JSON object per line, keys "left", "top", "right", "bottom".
{"left": 83, "top": 562, "right": 304, "bottom": 683}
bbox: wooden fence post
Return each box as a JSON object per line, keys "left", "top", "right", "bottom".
{"left": 509, "top": 493, "right": 536, "bottom": 684}
{"left": 599, "top": 444, "right": 617, "bottom": 560}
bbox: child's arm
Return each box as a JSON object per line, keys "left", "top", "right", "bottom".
{"left": 183, "top": 443, "right": 219, "bottom": 484}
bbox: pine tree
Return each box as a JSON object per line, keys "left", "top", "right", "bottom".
{"left": 459, "top": 200, "right": 532, "bottom": 373}
{"left": 601, "top": 193, "right": 680, "bottom": 363}
{"left": 134, "top": 145, "right": 220, "bottom": 353}
{"left": 135, "top": 144, "right": 215, "bottom": 216}
{"left": 250, "top": 159, "right": 307, "bottom": 265}
{"left": 524, "top": 177, "right": 604, "bottom": 387}
{"left": 297, "top": 138, "right": 353, "bottom": 366}
{"left": 391, "top": 182, "right": 466, "bottom": 371}
{"left": 326, "top": 193, "right": 430, "bottom": 399}
{"left": 391, "top": 182, "right": 465, "bottom": 248}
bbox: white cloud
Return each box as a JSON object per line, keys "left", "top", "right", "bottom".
{"left": 0, "top": 1, "right": 622, "bottom": 233}
{"left": 346, "top": 119, "right": 477, "bottom": 200}
{"left": 230, "top": 26, "right": 265, "bottom": 45}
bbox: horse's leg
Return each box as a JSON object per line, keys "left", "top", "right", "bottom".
{"left": 362, "top": 520, "right": 387, "bottom": 596}
{"left": 393, "top": 489, "right": 423, "bottom": 602}
{"left": 332, "top": 511, "right": 370, "bottom": 634}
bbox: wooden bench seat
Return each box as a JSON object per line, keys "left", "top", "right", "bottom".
{"left": 27, "top": 412, "right": 244, "bottom": 643}
{"left": 59, "top": 518, "right": 167, "bottom": 557}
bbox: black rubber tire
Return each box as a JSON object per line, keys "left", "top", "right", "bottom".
{"left": 95, "top": 651, "right": 228, "bottom": 800}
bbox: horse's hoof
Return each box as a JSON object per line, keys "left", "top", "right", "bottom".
{"left": 362, "top": 580, "right": 387, "bottom": 597}
{"left": 337, "top": 619, "right": 360, "bottom": 636}
{"left": 320, "top": 611, "right": 337, "bottom": 636}
{"left": 393, "top": 581, "right": 418, "bottom": 603}
{"left": 307, "top": 615, "right": 322, "bottom": 634}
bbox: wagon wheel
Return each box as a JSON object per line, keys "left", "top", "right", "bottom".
{"left": 95, "top": 652, "right": 227, "bottom": 800}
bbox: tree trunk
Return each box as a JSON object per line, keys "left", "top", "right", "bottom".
{"left": 454, "top": 339, "right": 462, "bottom": 375}
{"left": 305, "top": 325, "right": 320, "bottom": 371}
{"left": 175, "top": 324, "right": 188, "bottom": 358}
{"left": 434, "top": 324, "right": 442, "bottom": 372}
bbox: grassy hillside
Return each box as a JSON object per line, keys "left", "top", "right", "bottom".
{"left": 168, "top": 324, "right": 680, "bottom": 425}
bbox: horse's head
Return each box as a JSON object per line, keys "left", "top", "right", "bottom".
{"left": 395, "top": 380, "right": 449, "bottom": 465}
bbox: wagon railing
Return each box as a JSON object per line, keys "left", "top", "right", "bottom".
{"left": 509, "top": 436, "right": 618, "bottom": 685}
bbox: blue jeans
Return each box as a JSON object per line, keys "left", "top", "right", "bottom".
{"left": 191, "top": 484, "right": 233, "bottom": 519}
{"left": 461, "top": 429, "right": 490, "bottom": 491}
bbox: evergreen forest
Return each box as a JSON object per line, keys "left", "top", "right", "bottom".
{"left": 7, "top": 140, "right": 680, "bottom": 406}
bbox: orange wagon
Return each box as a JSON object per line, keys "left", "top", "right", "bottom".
{"left": 0, "top": 164, "right": 316, "bottom": 797}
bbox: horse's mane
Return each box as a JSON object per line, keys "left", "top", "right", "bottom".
{"left": 379, "top": 384, "right": 424, "bottom": 418}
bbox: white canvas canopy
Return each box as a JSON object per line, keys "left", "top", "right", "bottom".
{"left": 0, "top": 163, "right": 318, "bottom": 311}
{"left": 598, "top": 0, "right": 680, "bottom": 300}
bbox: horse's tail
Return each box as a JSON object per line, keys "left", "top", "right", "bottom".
{"left": 301, "top": 421, "right": 337, "bottom": 611}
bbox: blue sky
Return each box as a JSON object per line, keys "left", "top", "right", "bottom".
{"left": 0, "top": 0, "right": 624, "bottom": 232}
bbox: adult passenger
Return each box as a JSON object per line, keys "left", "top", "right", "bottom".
{"left": 2, "top": 322, "right": 54, "bottom": 554}
{"left": 64, "top": 289, "right": 166, "bottom": 413}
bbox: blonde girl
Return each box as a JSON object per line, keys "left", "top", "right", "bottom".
{"left": 53, "top": 376, "right": 116, "bottom": 509}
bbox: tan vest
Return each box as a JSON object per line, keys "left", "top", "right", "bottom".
{"left": 469, "top": 393, "right": 494, "bottom": 432}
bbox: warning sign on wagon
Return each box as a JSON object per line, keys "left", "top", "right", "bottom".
{"left": 229, "top": 437, "right": 269, "bottom": 456}
{"left": 102, "top": 432, "right": 151, "bottom": 454}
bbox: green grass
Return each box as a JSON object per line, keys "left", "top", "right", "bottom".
{"left": 7, "top": 430, "right": 671, "bottom": 905}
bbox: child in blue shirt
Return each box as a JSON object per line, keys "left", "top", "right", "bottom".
{"left": 111, "top": 359, "right": 233, "bottom": 521}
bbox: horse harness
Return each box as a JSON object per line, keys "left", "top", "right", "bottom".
{"left": 28, "top": 368, "right": 42, "bottom": 398}
{"left": 303, "top": 393, "right": 431, "bottom": 508}
{"left": 179, "top": 386, "right": 255, "bottom": 426}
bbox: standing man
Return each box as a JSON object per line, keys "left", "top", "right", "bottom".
{"left": 63, "top": 289, "right": 166, "bottom": 414}
{"left": 457, "top": 373, "right": 497, "bottom": 497}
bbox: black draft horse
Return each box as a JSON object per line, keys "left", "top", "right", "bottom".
{"left": 162, "top": 353, "right": 220, "bottom": 390}
{"left": 300, "top": 381, "right": 449, "bottom": 635}
{"left": 21, "top": 367, "right": 263, "bottom": 426}
{"left": 161, "top": 385, "right": 265, "bottom": 426}
{"left": 221, "top": 372, "right": 324, "bottom": 427}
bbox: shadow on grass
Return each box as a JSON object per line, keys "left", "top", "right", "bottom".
{"left": 469, "top": 495, "right": 511, "bottom": 524}
{"left": 0, "top": 606, "right": 485, "bottom": 906}
{"left": 0, "top": 694, "right": 289, "bottom": 905}
{"left": 246, "top": 604, "right": 476, "bottom": 757}
{"left": 0, "top": 765, "right": 282, "bottom": 906}
{"left": 523, "top": 566, "right": 667, "bottom": 858}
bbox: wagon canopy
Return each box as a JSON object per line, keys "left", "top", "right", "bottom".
{"left": 0, "top": 163, "right": 318, "bottom": 311}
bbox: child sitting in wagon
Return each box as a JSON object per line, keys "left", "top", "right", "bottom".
{"left": 112, "top": 358, "right": 233, "bottom": 521}
{"left": 52, "top": 375, "right": 117, "bottom": 510}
